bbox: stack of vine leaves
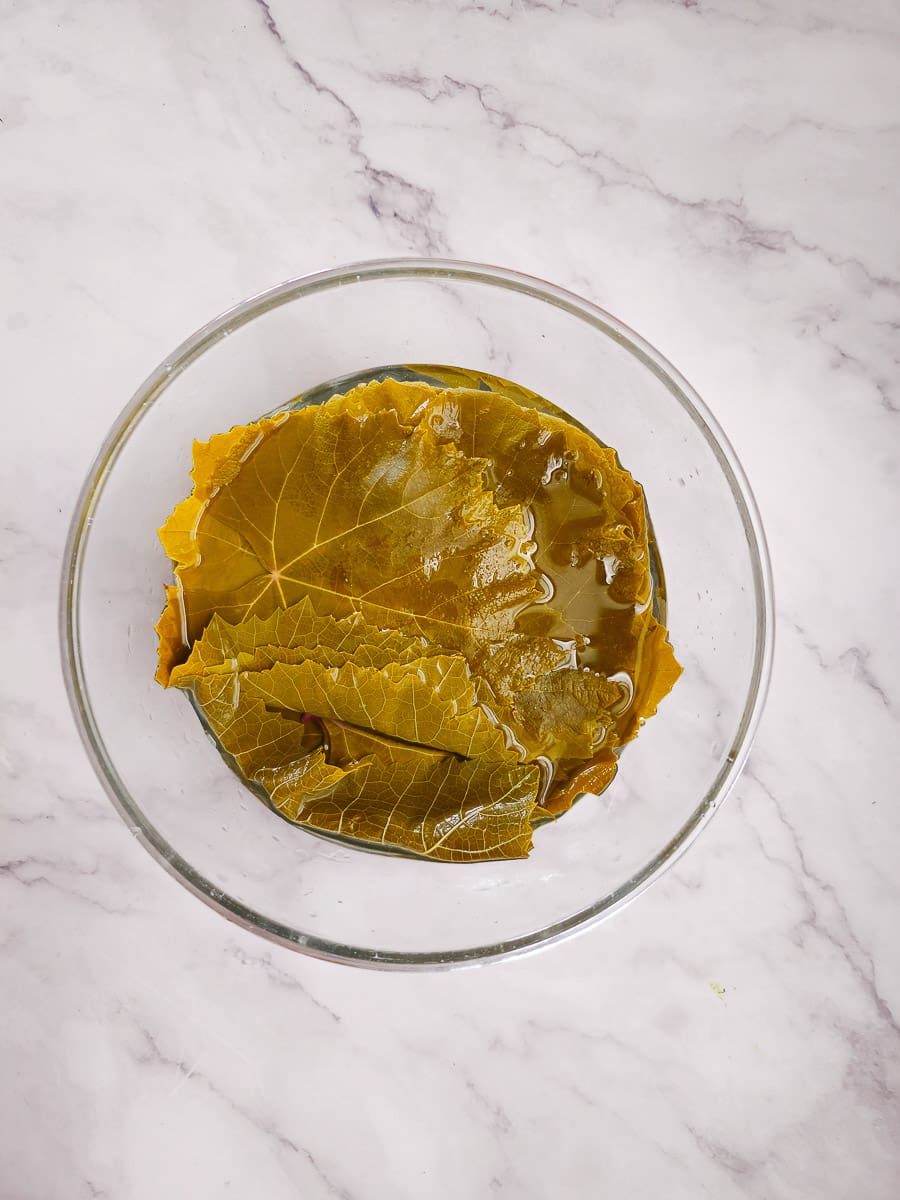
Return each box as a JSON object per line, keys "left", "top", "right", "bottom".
{"left": 155, "top": 376, "right": 681, "bottom": 863}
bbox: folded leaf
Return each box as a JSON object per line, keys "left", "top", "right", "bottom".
{"left": 155, "top": 584, "right": 186, "bottom": 686}
{"left": 240, "top": 653, "right": 516, "bottom": 761}
{"left": 542, "top": 750, "right": 619, "bottom": 817}
{"left": 197, "top": 685, "right": 323, "bottom": 781}
{"left": 168, "top": 599, "right": 441, "bottom": 687}
{"left": 260, "top": 745, "right": 541, "bottom": 862}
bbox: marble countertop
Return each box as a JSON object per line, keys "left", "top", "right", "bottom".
{"left": 3, "top": 0, "right": 899, "bottom": 1195}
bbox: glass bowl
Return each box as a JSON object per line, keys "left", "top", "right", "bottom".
{"left": 61, "top": 259, "right": 773, "bottom": 969}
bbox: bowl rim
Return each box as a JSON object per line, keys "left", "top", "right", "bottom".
{"left": 60, "top": 256, "right": 774, "bottom": 971}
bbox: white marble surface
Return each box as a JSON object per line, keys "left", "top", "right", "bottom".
{"left": 3, "top": 0, "right": 900, "bottom": 1195}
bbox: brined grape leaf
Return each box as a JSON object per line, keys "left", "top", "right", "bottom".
{"left": 170, "top": 598, "right": 439, "bottom": 686}
{"left": 264, "top": 721, "right": 542, "bottom": 861}
{"left": 155, "top": 584, "right": 186, "bottom": 685}
{"left": 542, "top": 750, "right": 619, "bottom": 817}
{"left": 616, "top": 621, "right": 684, "bottom": 743}
{"left": 503, "top": 667, "right": 624, "bottom": 761}
{"left": 158, "top": 400, "right": 544, "bottom": 684}
{"left": 240, "top": 654, "right": 515, "bottom": 761}
{"left": 158, "top": 414, "right": 287, "bottom": 571}
{"left": 195, "top": 679, "right": 323, "bottom": 781}
{"left": 260, "top": 744, "right": 541, "bottom": 862}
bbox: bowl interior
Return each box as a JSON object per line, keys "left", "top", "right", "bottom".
{"left": 64, "top": 262, "right": 771, "bottom": 966}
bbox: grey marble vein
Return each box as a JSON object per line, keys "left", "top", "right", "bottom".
{"left": 252, "top": 0, "right": 448, "bottom": 253}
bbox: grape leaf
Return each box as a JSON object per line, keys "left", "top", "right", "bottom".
{"left": 155, "top": 584, "right": 186, "bottom": 685}
{"left": 194, "top": 679, "right": 323, "bottom": 781}
{"left": 541, "top": 750, "right": 619, "bottom": 817}
{"left": 169, "top": 597, "right": 439, "bottom": 684}
{"left": 259, "top": 713, "right": 542, "bottom": 861}
{"left": 158, "top": 399, "right": 544, "bottom": 682}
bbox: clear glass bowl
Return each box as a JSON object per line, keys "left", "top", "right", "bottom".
{"left": 61, "top": 260, "right": 773, "bottom": 969}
